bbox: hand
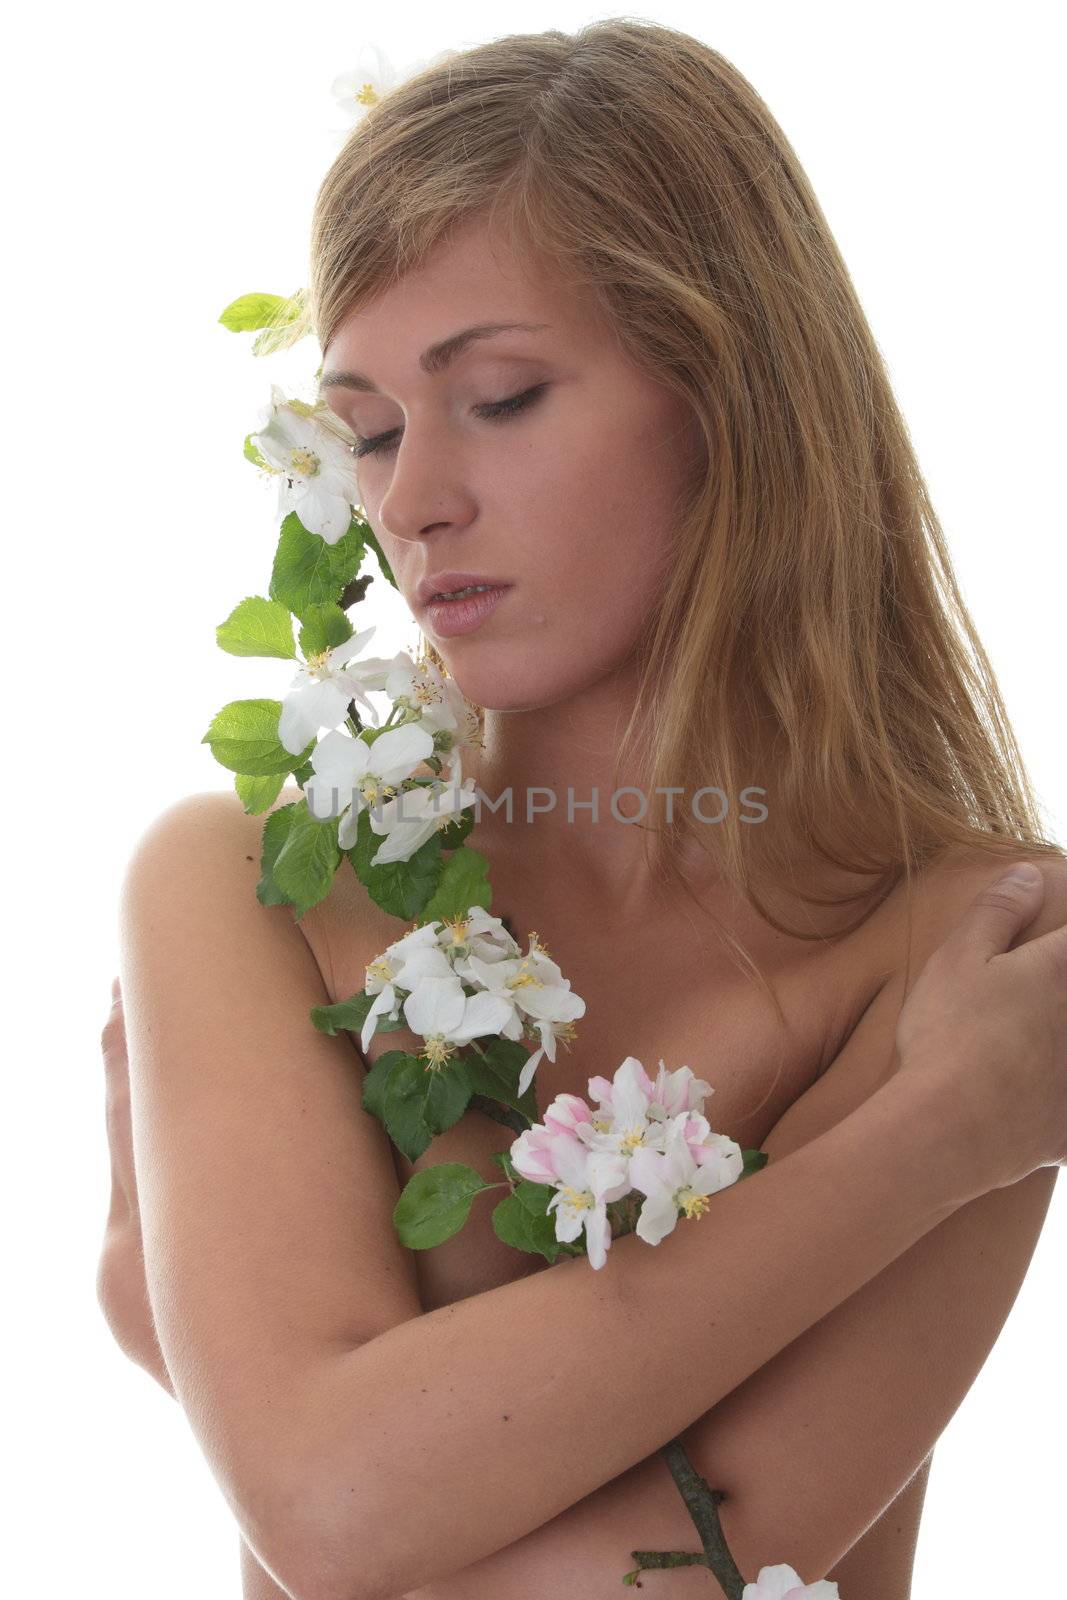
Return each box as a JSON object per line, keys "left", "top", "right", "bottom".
{"left": 895, "top": 864, "right": 1067, "bottom": 1195}
{"left": 101, "top": 975, "right": 139, "bottom": 1232}
{"left": 96, "top": 976, "right": 175, "bottom": 1395}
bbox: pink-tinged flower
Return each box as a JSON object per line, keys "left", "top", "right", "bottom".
{"left": 543, "top": 1094, "right": 596, "bottom": 1140}
{"left": 508, "top": 1094, "right": 599, "bottom": 1182}
{"left": 509, "top": 1118, "right": 630, "bottom": 1269}
{"left": 628, "top": 1114, "right": 743, "bottom": 1245}
{"left": 581, "top": 1056, "right": 671, "bottom": 1160}
{"left": 544, "top": 1136, "right": 631, "bottom": 1270}
{"left": 741, "top": 1562, "right": 839, "bottom": 1598}
{"left": 587, "top": 1056, "right": 716, "bottom": 1128}
{"left": 587, "top": 1054, "right": 656, "bottom": 1108}
{"left": 646, "top": 1057, "right": 716, "bottom": 1118}
{"left": 509, "top": 1124, "right": 561, "bottom": 1186}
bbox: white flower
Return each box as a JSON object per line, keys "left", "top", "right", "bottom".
{"left": 328, "top": 44, "right": 463, "bottom": 130}
{"left": 537, "top": 1132, "right": 630, "bottom": 1267}
{"left": 360, "top": 925, "right": 455, "bottom": 1053}
{"left": 358, "top": 913, "right": 522, "bottom": 1054}
{"left": 303, "top": 723, "right": 436, "bottom": 849}
{"left": 628, "top": 1114, "right": 743, "bottom": 1246}
{"left": 383, "top": 650, "right": 481, "bottom": 745}
{"left": 252, "top": 384, "right": 362, "bottom": 543}
{"left": 741, "top": 1564, "right": 839, "bottom": 1599}
{"left": 402, "top": 972, "right": 515, "bottom": 1069}
{"left": 365, "top": 747, "right": 480, "bottom": 866}
{"left": 359, "top": 923, "right": 453, "bottom": 1053}
{"left": 461, "top": 934, "right": 587, "bottom": 1096}
{"left": 278, "top": 623, "right": 396, "bottom": 754}
{"left": 576, "top": 1057, "right": 673, "bottom": 1161}
{"left": 329, "top": 44, "right": 401, "bottom": 125}
{"left": 586, "top": 1056, "right": 715, "bottom": 1123}
{"left": 443, "top": 904, "right": 522, "bottom": 966}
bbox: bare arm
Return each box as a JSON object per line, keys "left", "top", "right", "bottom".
{"left": 119, "top": 793, "right": 1033, "bottom": 1600}
{"left": 294, "top": 1068, "right": 969, "bottom": 1599}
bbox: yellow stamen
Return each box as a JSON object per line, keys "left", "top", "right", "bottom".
{"left": 422, "top": 1035, "right": 455, "bottom": 1071}
{"left": 678, "top": 1189, "right": 711, "bottom": 1220}
{"left": 527, "top": 930, "right": 555, "bottom": 962}
{"left": 288, "top": 446, "right": 320, "bottom": 477}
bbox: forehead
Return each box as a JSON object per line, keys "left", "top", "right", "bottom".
{"left": 323, "top": 215, "right": 602, "bottom": 366}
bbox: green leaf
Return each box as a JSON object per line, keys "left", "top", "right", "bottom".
{"left": 311, "top": 989, "right": 374, "bottom": 1036}
{"left": 271, "top": 799, "right": 342, "bottom": 919}
{"left": 490, "top": 1191, "right": 562, "bottom": 1262}
{"left": 436, "top": 810, "right": 475, "bottom": 852}
{"left": 202, "top": 698, "right": 313, "bottom": 776}
{"left": 380, "top": 1054, "right": 437, "bottom": 1162}
{"left": 362, "top": 523, "right": 398, "bottom": 589}
{"left": 290, "top": 757, "right": 315, "bottom": 787}
{"left": 740, "top": 1148, "right": 769, "bottom": 1179}
{"left": 256, "top": 803, "right": 298, "bottom": 907}
{"left": 297, "top": 603, "right": 354, "bottom": 659}
{"left": 489, "top": 1148, "right": 519, "bottom": 1182}
{"left": 514, "top": 1178, "right": 556, "bottom": 1219}
{"left": 394, "top": 1163, "right": 490, "bottom": 1250}
{"left": 464, "top": 1036, "right": 540, "bottom": 1125}
{"left": 269, "top": 511, "right": 367, "bottom": 620}
{"left": 361, "top": 1049, "right": 409, "bottom": 1123}
{"left": 216, "top": 595, "right": 296, "bottom": 660}
{"left": 218, "top": 292, "right": 293, "bottom": 332}
{"left": 310, "top": 989, "right": 405, "bottom": 1039}
{"left": 243, "top": 433, "right": 270, "bottom": 469}
{"left": 235, "top": 771, "right": 287, "bottom": 814}
{"left": 419, "top": 845, "right": 492, "bottom": 924}
{"left": 252, "top": 306, "right": 310, "bottom": 356}
{"left": 423, "top": 1058, "right": 473, "bottom": 1136}
{"left": 348, "top": 805, "right": 445, "bottom": 921}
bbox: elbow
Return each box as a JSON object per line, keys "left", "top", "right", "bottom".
{"left": 255, "top": 1461, "right": 400, "bottom": 1600}
{"left": 718, "top": 1490, "right": 851, "bottom": 1596}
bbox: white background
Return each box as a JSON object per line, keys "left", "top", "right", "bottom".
{"left": 5, "top": 2, "right": 1063, "bottom": 1595}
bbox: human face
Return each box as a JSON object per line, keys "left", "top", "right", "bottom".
{"left": 319, "top": 215, "right": 701, "bottom": 713}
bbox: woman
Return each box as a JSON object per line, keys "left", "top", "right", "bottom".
{"left": 98, "top": 20, "right": 1067, "bottom": 1600}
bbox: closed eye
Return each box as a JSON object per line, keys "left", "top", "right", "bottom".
{"left": 350, "top": 383, "right": 549, "bottom": 460}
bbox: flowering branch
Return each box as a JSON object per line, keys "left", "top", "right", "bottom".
{"left": 200, "top": 280, "right": 841, "bottom": 1600}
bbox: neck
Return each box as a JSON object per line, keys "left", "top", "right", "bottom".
{"left": 453, "top": 656, "right": 724, "bottom": 920}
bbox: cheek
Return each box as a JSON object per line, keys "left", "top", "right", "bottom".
{"left": 528, "top": 423, "right": 680, "bottom": 604}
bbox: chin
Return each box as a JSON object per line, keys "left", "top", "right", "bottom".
{"left": 445, "top": 653, "right": 620, "bottom": 715}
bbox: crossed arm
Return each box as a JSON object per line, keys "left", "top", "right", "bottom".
{"left": 107, "top": 792, "right": 1065, "bottom": 1600}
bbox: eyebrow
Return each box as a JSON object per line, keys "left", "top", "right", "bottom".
{"left": 319, "top": 321, "right": 551, "bottom": 393}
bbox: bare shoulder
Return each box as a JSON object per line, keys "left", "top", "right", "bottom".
{"left": 124, "top": 783, "right": 360, "bottom": 1003}
{"left": 899, "top": 841, "right": 1067, "bottom": 957}
{"left": 763, "top": 841, "right": 1067, "bottom": 1160}
{"left": 117, "top": 779, "right": 422, "bottom": 1588}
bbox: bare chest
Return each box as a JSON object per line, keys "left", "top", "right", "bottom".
{"left": 293, "top": 861, "right": 923, "bottom": 1600}
{"left": 306, "top": 866, "right": 880, "bottom": 1314}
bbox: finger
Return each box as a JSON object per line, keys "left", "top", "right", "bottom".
{"left": 940, "top": 863, "right": 1046, "bottom": 964}
{"left": 111, "top": 974, "right": 122, "bottom": 1007}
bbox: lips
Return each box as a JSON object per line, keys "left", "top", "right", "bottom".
{"left": 415, "top": 572, "right": 513, "bottom": 606}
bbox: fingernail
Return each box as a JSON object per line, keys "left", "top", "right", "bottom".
{"left": 1001, "top": 862, "right": 1041, "bottom": 886}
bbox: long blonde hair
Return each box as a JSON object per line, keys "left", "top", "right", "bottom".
{"left": 307, "top": 18, "right": 1061, "bottom": 1017}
